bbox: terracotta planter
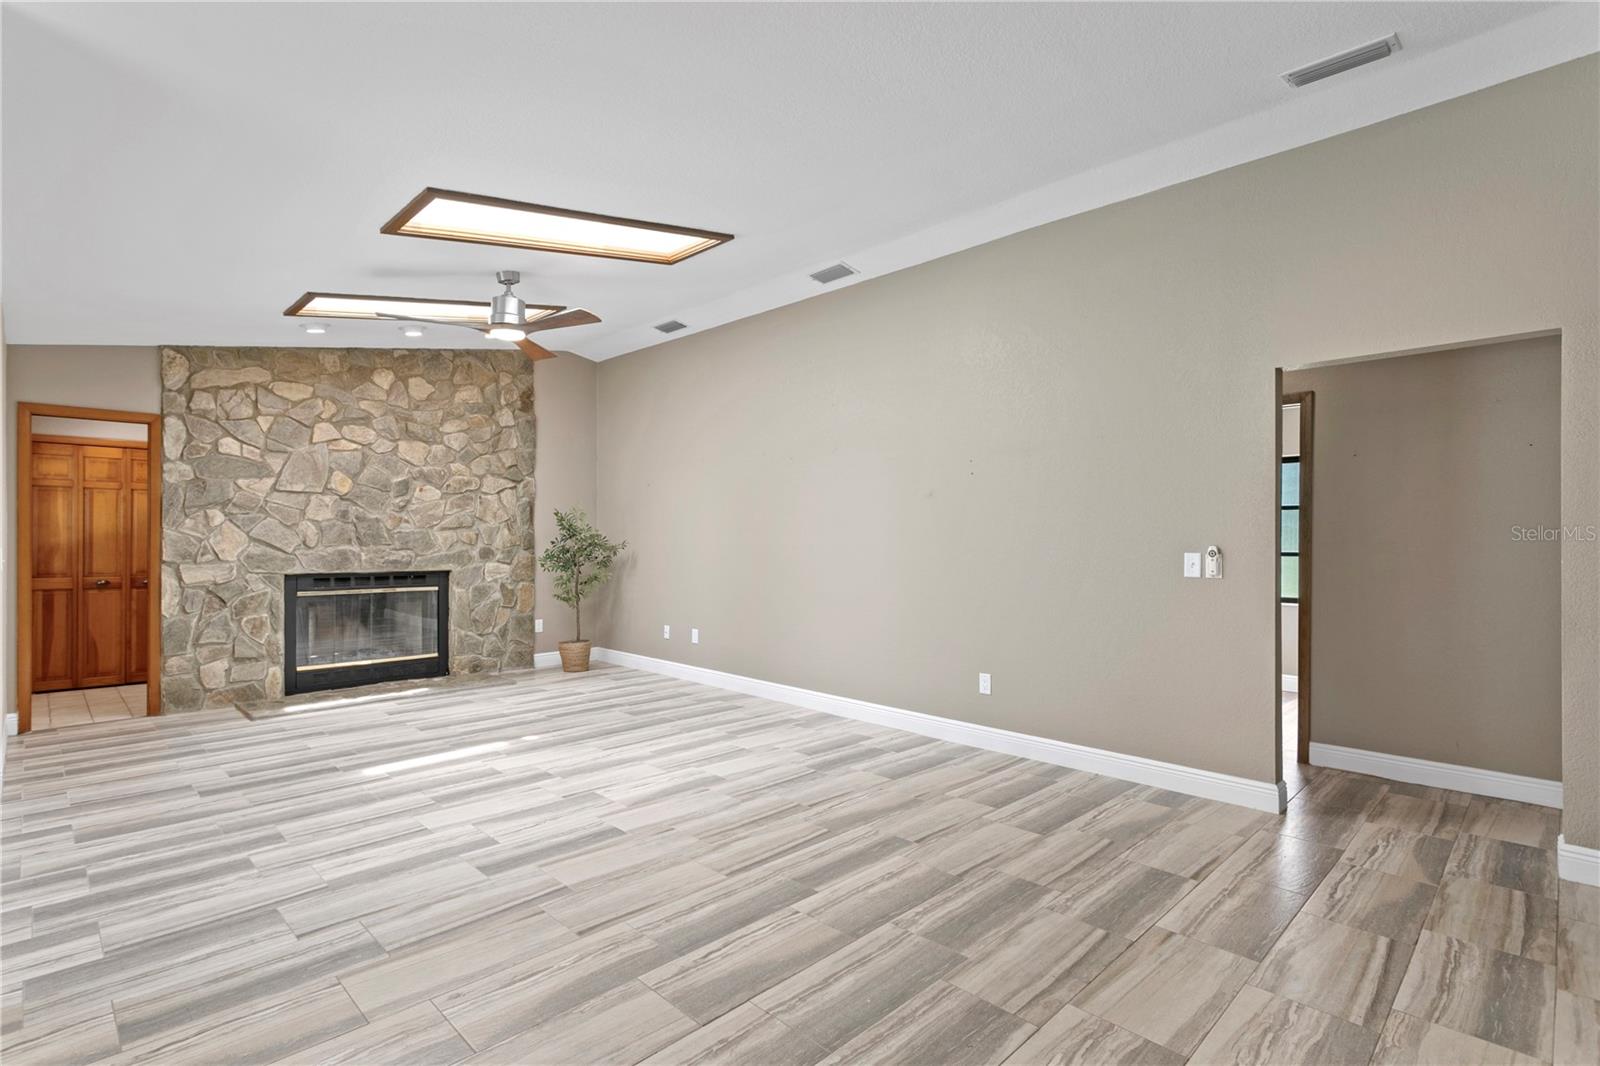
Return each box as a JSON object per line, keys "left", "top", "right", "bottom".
{"left": 558, "top": 640, "right": 592, "bottom": 673}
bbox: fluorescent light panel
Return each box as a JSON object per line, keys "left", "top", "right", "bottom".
{"left": 382, "top": 188, "right": 733, "bottom": 265}
{"left": 284, "top": 292, "right": 561, "bottom": 324}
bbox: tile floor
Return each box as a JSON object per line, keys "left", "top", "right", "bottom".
{"left": 0, "top": 665, "right": 1593, "bottom": 1065}
{"left": 26, "top": 686, "right": 148, "bottom": 731}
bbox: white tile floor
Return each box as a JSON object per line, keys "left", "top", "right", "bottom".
{"left": 29, "top": 683, "right": 148, "bottom": 730}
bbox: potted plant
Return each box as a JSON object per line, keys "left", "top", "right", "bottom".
{"left": 538, "top": 507, "right": 626, "bottom": 672}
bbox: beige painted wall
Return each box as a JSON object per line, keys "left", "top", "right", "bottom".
{"left": 533, "top": 352, "right": 599, "bottom": 651}
{"left": 595, "top": 58, "right": 1599, "bottom": 842}
{"left": 1285, "top": 337, "right": 1561, "bottom": 779}
{"left": 3, "top": 345, "right": 161, "bottom": 719}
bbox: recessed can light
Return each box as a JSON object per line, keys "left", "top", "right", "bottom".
{"left": 400, "top": 325, "right": 425, "bottom": 338}
{"left": 381, "top": 187, "right": 733, "bottom": 265}
{"left": 302, "top": 324, "right": 328, "bottom": 335}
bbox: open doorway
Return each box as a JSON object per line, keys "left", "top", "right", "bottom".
{"left": 16, "top": 404, "right": 162, "bottom": 731}
{"left": 1279, "top": 335, "right": 1560, "bottom": 803}
{"left": 1280, "top": 393, "right": 1312, "bottom": 799}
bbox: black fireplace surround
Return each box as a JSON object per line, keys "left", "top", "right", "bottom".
{"left": 283, "top": 571, "right": 450, "bottom": 695}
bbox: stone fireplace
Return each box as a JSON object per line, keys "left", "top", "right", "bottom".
{"left": 159, "top": 345, "right": 537, "bottom": 710}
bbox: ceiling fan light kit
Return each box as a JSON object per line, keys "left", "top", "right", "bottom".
{"left": 285, "top": 270, "right": 602, "bottom": 361}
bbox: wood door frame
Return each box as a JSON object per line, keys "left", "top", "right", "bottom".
{"left": 16, "top": 403, "right": 162, "bottom": 731}
{"left": 31, "top": 433, "right": 149, "bottom": 450}
{"left": 1282, "top": 391, "right": 1314, "bottom": 764}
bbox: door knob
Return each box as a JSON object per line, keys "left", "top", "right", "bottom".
{"left": 133, "top": 580, "right": 148, "bottom": 589}
{"left": 94, "top": 579, "right": 110, "bottom": 587}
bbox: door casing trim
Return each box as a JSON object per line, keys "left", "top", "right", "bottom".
{"left": 16, "top": 402, "right": 163, "bottom": 731}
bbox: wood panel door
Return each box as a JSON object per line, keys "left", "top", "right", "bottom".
{"left": 30, "top": 443, "right": 78, "bottom": 691}
{"left": 78, "top": 446, "right": 129, "bottom": 687}
{"left": 127, "top": 454, "right": 151, "bottom": 683}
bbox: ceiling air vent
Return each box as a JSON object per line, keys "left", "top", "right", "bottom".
{"left": 654, "top": 319, "right": 688, "bottom": 334}
{"left": 1281, "top": 33, "right": 1400, "bottom": 88}
{"left": 809, "top": 262, "right": 858, "bottom": 285}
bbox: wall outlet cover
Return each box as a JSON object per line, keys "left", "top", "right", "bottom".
{"left": 534, "top": 618, "right": 543, "bottom": 634}
{"left": 978, "top": 673, "right": 992, "bottom": 695}
{"left": 662, "top": 625, "right": 671, "bottom": 639}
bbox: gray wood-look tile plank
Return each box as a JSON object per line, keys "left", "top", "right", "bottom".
{"left": 640, "top": 908, "right": 854, "bottom": 1024}
{"left": 1391, "top": 929, "right": 1556, "bottom": 1059}
{"left": 1186, "top": 984, "right": 1378, "bottom": 1065}
{"left": 1251, "top": 912, "right": 1414, "bottom": 1030}
{"left": 640, "top": 1002, "right": 828, "bottom": 1066}
{"left": 0, "top": 665, "right": 1572, "bottom": 1065}
{"left": 1003, "top": 1004, "right": 1185, "bottom": 1065}
{"left": 1071, "top": 926, "right": 1257, "bottom": 1055}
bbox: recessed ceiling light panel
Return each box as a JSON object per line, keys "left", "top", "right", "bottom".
{"left": 284, "top": 292, "right": 562, "bottom": 324}
{"left": 381, "top": 188, "right": 733, "bottom": 265}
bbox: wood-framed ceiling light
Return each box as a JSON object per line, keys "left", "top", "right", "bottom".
{"left": 283, "top": 292, "right": 564, "bottom": 324}
{"left": 380, "top": 187, "right": 733, "bottom": 265}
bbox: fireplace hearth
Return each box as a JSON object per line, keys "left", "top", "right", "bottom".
{"left": 283, "top": 572, "right": 449, "bottom": 694}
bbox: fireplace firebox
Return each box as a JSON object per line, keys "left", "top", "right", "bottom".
{"left": 283, "top": 572, "right": 449, "bottom": 695}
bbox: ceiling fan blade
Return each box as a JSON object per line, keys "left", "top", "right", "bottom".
{"left": 525, "top": 308, "right": 601, "bottom": 333}
{"left": 514, "top": 337, "right": 558, "bottom": 361}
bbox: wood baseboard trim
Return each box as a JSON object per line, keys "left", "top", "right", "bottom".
{"left": 590, "top": 648, "right": 1285, "bottom": 814}
{"left": 1557, "top": 834, "right": 1600, "bottom": 887}
{"left": 1308, "top": 741, "right": 1562, "bottom": 809}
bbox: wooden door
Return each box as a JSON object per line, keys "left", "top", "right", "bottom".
{"left": 77, "top": 446, "right": 128, "bottom": 687}
{"left": 127, "top": 453, "right": 151, "bottom": 682}
{"left": 30, "top": 443, "right": 77, "bottom": 691}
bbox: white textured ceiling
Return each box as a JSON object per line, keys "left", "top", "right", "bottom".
{"left": 2, "top": 2, "right": 1593, "bottom": 359}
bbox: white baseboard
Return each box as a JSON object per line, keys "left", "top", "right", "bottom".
{"left": 1308, "top": 741, "right": 1562, "bottom": 809}
{"left": 1558, "top": 835, "right": 1600, "bottom": 887}
{"left": 533, "top": 651, "right": 563, "bottom": 670}
{"left": 593, "top": 648, "right": 1285, "bottom": 814}
{"left": 1281, "top": 674, "right": 1299, "bottom": 694}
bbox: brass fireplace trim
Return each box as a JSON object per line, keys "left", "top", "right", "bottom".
{"left": 296, "top": 651, "right": 440, "bottom": 673}
{"left": 295, "top": 586, "right": 439, "bottom": 598}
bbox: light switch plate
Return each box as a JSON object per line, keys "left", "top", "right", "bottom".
{"left": 662, "top": 625, "right": 671, "bottom": 639}
{"left": 1183, "top": 552, "right": 1202, "bottom": 578}
{"left": 691, "top": 628, "right": 700, "bottom": 644}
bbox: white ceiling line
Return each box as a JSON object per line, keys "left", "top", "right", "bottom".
{"left": 584, "top": 3, "right": 1598, "bottom": 362}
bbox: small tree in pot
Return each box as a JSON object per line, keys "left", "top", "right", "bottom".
{"left": 538, "top": 507, "right": 626, "bottom": 672}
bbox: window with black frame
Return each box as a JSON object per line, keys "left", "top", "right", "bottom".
{"left": 1281, "top": 457, "right": 1300, "bottom": 603}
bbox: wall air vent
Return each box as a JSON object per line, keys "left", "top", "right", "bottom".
{"left": 654, "top": 319, "right": 688, "bottom": 334}
{"left": 808, "top": 262, "right": 858, "bottom": 285}
{"left": 1281, "top": 33, "right": 1400, "bottom": 88}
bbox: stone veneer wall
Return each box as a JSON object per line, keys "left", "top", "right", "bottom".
{"left": 160, "top": 346, "right": 537, "bottom": 709}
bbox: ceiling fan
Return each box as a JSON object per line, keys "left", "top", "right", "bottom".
{"left": 377, "top": 271, "right": 599, "bottom": 361}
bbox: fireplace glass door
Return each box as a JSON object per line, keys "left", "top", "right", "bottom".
{"left": 284, "top": 572, "right": 449, "bottom": 694}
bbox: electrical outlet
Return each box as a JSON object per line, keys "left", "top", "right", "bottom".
{"left": 662, "top": 625, "right": 671, "bottom": 639}
{"left": 534, "top": 618, "right": 543, "bottom": 634}
{"left": 691, "top": 628, "right": 700, "bottom": 644}
{"left": 978, "top": 673, "right": 992, "bottom": 696}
